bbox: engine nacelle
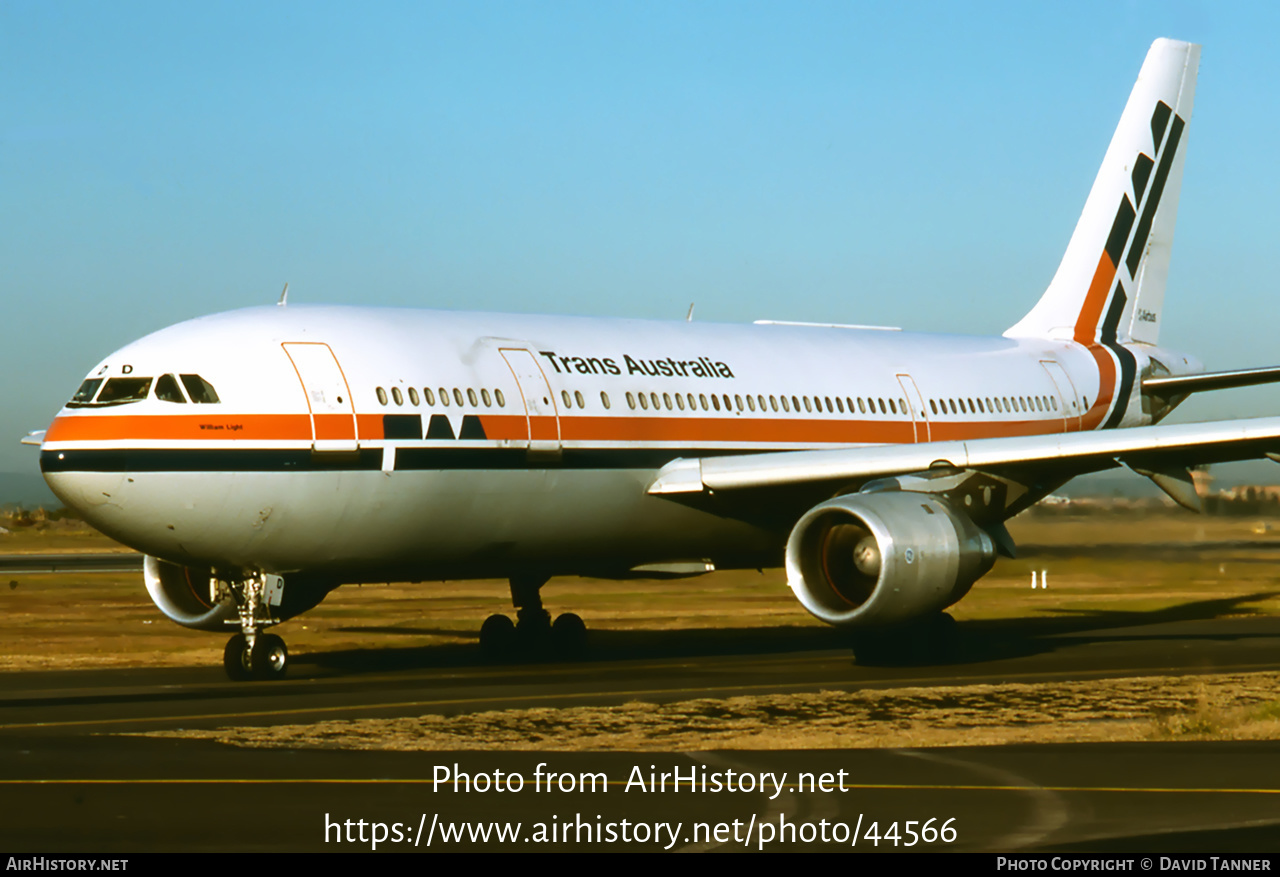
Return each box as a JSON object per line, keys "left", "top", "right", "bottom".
{"left": 143, "top": 555, "right": 238, "bottom": 631}
{"left": 785, "top": 492, "right": 996, "bottom": 628}
{"left": 143, "top": 556, "right": 337, "bottom": 631}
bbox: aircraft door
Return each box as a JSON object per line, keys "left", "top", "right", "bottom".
{"left": 499, "top": 348, "right": 562, "bottom": 459}
{"left": 896, "top": 374, "right": 930, "bottom": 442}
{"left": 282, "top": 342, "right": 359, "bottom": 453}
{"left": 1040, "top": 360, "right": 1081, "bottom": 433}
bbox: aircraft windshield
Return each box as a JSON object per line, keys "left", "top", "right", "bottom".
{"left": 180, "top": 374, "right": 220, "bottom": 404}
{"left": 67, "top": 379, "right": 104, "bottom": 407}
{"left": 95, "top": 377, "right": 153, "bottom": 404}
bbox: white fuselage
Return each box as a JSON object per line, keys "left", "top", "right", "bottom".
{"left": 40, "top": 305, "right": 1192, "bottom": 581}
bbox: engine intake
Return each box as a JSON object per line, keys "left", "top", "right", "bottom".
{"left": 785, "top": 492, "right": 996, "bottom": 628}
{"left": 143, "top": 555, "right": 238, "bottom": 631}
{"left": 143, "top": 556, "right": 338, "bottom": 631}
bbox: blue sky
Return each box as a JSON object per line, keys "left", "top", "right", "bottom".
{"left": 4, "top": 1, "right": 1280, "bottom": 478}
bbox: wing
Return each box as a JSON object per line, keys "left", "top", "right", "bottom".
{"left": 649, "top": 416, "right": 1280, "bottom": 512}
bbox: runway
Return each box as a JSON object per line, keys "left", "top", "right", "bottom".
{"left": 2, "top": 612, "right": 1280, "bottom": 852}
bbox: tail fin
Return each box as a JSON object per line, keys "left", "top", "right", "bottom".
{"left": 1006, "top": 38, "right": 1199, "bottom": 347}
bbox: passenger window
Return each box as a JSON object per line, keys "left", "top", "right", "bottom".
{"left": 803, "top": 396, "right": 812, "bottom": 413}
{"left": 676, "top": 393, "right": 685, "bottom": 411}
{"left": 699, "top": 394, "right": 709, "bottom": 411}
{"left": 180, "top": 375, "right": 220, "bottom": 404}
{"left": 495, "top": 389, "right": 505, "bottom": 407}
{"left": 392, "top": 387, "right": 404, "bottom": 406}
{"left": 626, "top": 392, "right": 635, "bottom": 409}
{"left": 878, "top": 398, "right": 887, "bottom": 414}
{"left": 888, "top": 399, "right": 896, "bottom": 414}
{"left": 562, "top": 390, "right": 572, "bottom": 409}
{"left": 835, "top": 397, "right": 844, "bottom": 414}
{"left": 664, "top": 393, "right": 673, "bottom": 410}
{"left": 575, "top": 391, "right": 585, "bottom": 408}
{"left": 425, "top": 388, "right": 436, "bottom": 406}
{"left": 687, "top": 393, "right": 696, "bottom": 410}
{"left": 481, "top": 389, "right": 491, "bottom": 407}
{"left": 770, "top": 396, "right": 779, "bottom": 412}
{"left": 639, "top": 393, "right": 649, "bottom": 410}
{"left": 409, "top": 387, "right": 420, "bottom": 406}
{"left": 155, "top": 374, "right": 186, "bottom": 404}
{"left": 711, "top": 395, "right": 721, "bottom": 411}
{"left": 439, "top": 388, "right": 450, "bottom": 407}
{"left": 781, "top": 395, "right": 790, "bottom": 412}
{"left": 746, "top": 395, "right": 755, "bottom": 412}
{"left": 453, "top": 388, "right": 464, "bottom": 406}
{"left": 468, "top": 389, "right": 479, "bottom": 407}
{"left": 857, "top": 398, "right": 866, "bottom": 414}
{"left": 601, "top": 391, "right": 611, "bottom": 410}
{"left": 376, "top": 387, "right": 388, "bottom": 405}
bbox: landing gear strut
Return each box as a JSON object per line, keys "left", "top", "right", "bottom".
{"left": 479, "top": 574, "right": 587, "bottom": 660}
{"left": 219, "top": 571, "right": 289, "bottom": 681}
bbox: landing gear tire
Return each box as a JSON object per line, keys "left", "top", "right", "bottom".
{"left": 223, "top": 634, "right": 252, "bottom": 681}
{"left": 250, "top": 633, "right": 288, "bottom": 680}
{"left": 480, "top": 613, "right": 517, "bottom": 658}
{"left": 551, "top": 612, "right": 587, "bottom": 658}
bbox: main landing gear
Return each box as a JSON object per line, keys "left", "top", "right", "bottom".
{"left": 850, "top": 612, "right": 960, "bottom": 666}
{"left": 219, "top": 572, "right": 290, "bottom": 681}
{"left": 479, "top": 574, "right": 587, "bottom": 660}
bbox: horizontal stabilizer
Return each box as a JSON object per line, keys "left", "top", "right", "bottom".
{"left": 1143, "top": 365, "right": 1280, "bottom": 397}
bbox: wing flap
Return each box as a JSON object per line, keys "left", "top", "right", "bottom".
{"left": 648, "top": 416, "right": 1280, "bottom": 495}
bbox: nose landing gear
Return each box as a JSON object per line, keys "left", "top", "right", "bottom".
{"left": 219, "top": 571, "right": 289, "bottom": 681}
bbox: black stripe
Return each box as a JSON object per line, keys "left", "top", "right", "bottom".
{"left": 382, "top": 414, "right": 422, "bottom": 439}
{"left": 1126, "top": 114, "right": 1184, "bottom": 278}
{"left": 42, "top": 447, "right": 757, "bottom": 474}
{"left": 41, "top": 449, "right": 384, "bottom": 473}
{"left": 458, "top": 415, "right": 487, "bottom": 440}
{"left": 1104, "top": 196, "right": 1137, "bottom": 266}
{"left": 425, "top": 414, "right": 455, "bottom": 439}
{"left": 1150, "top": 101, "right": 1172, "bottom": 154}
{"left": 1131, "top": 153, "right": 1154, "bottom": 203}
{"left": 1101, "top": 281, "right": 1137, "bottom": 429}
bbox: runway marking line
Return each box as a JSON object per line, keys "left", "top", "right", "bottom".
{"left": 1, "top": 779, "right": 1279, "bottom": 795}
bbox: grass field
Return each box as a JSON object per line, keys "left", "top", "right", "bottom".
{"left": 2, "top": 507, "right": 1278, "bottom": 671}
{"left": 6, "top": 507, "right": 1280, "bottom": 750}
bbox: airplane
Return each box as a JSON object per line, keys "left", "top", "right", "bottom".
{"left": 27, "top": 38, "right": 1280, "bottom": 680}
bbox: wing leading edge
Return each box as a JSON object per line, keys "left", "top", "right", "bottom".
{"left": 648, "top": 416, "right": 1280, "bottom": 498}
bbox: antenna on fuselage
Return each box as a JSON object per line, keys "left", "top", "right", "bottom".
{"left": 278, "top": 283, "right": 289, "bottom": 307}
{"left": 686, "top": 302, "right": 695, "bottom": 322}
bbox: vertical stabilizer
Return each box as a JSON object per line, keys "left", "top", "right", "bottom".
{"left": 1006, "top": 39, "right": 1198, "bottom": 347}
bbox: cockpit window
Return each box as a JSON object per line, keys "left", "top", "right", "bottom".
{"left": 67, "top": 379, "right": 104, "bottom": 407}
{"left": 96, "top": 377, "right": 153, "bottom": 404}
{"left": 180, "top": 374, "right": 220, "bottom": 404}
{"left": 155, "top": 374, "right": 187, "bottom": 403}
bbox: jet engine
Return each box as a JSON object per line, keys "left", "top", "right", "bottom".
{"left": 143, "top": 555, "right": 335, "bottom": 631}
{"left": 785, "top": 492, "right": 996, "bottom": 628}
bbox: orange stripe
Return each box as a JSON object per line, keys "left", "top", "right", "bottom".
{"left": 46, "top": 413, "right": 1072, "bottom": 447}
{"left": 1074, "top": 252, "right": 1117, "bottom": 345}
{"left": 1070, "top": 251, "right": 1119, "bottom": 429}
{"left": 45, "top": 415, "right": 313, "bottom": 443}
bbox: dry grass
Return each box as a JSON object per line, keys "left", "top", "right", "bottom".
{"left": 147, "top": 672, "right": 1280, "bottom": 751}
